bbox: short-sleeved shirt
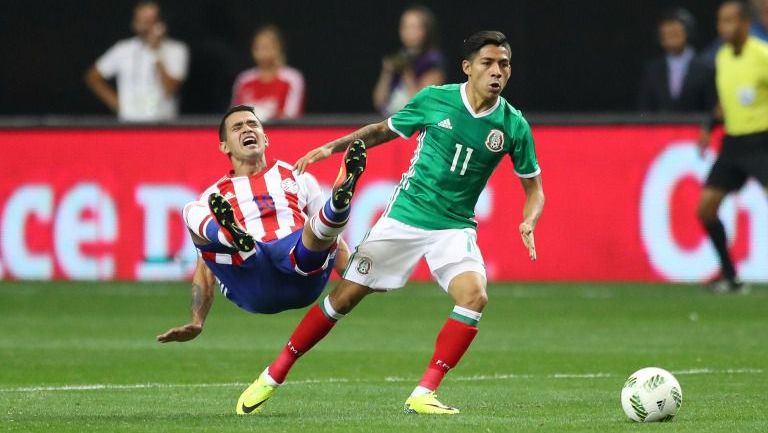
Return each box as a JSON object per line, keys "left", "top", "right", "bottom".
{"left": 198, "top": 160, "right": 324, "bottom": 253}
{"left": 231, "top": 66, "right": 305, "bottom": 120}
{"left": 715, "top": 37, "right": 768, "bottom": 136}
{"left": 96, "top": 36, "right": 189, "bottom": 122}
{"left": 385, "top": 83, "right": 540, "bottom": 230}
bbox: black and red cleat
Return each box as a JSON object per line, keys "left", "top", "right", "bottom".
{"left": 208, "top": 193, "right": 255, "bottom": 252}
{"left": 331, "top": 139, "right": 367, "bottom": 209}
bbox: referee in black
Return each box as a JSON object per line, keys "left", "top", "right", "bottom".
{"left": 698, "top": 0, "right": 768, "bottom": 293}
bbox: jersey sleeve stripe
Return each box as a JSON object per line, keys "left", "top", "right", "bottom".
{"left": 515, "top": 167, "right": 542, "bottom": 178}
{"left": 198, "top": 215, "right": 212, "bottom": 239}
{"left": 387, "top": 117, "right": 409, "bottom": 139}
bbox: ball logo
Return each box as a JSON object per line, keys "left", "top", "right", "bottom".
{"left": 356, "top": 257, "right": 372, "bottom": 275}
{"left": 280, "top": 178, "right": 299, "bottom": 194}
{"left": 485, "top": 129, "right": 504, "bottom": 152}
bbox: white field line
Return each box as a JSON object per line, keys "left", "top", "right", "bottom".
{"left": 0, "top": 368, "right": 761, "bottom": 393}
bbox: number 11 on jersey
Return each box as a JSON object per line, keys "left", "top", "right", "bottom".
{"left": 450, "top": 144, "right": 473, "bottom": 176}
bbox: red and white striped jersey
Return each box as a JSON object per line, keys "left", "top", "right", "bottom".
{"left": 200, "top": 160, "right": 324, "bottom": 244}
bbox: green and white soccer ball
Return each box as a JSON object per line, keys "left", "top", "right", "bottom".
{"left": 621, "top": 367, "right": 683, "bottom": 422}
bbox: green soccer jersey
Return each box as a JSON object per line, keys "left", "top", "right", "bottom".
{"left": 384, "top": 83, "right": 540, "bottom": 230}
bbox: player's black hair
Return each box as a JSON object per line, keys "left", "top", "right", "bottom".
{"left": 462, "top": 31, "right": 511, "bottom": 60}
{"left": 721, "top": 0, "right": 752, "bottom": 20}
{"left": 659, "top": 7, "right": 697, "bottom": 42}
{"left": 219, "top": 105, "right": 259, "bottom": 142}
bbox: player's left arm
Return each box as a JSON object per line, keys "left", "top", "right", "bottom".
{"left": 333, "top": 238, "right": 351, "bottom": 276}
{"left": 519, "top": 175, "right": 545, "bottom": 261}
{"left": 511, "top": 116, "right": 544, "bottom": 261}
{"left": 157, "top": 256, "right": 215, "bottom": 343}
{"left": 519, "top": 175, "right": 544, "bottom": 261}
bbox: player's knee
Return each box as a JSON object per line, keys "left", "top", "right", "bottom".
{"left": 472, "top": 289, "right": 489, "bottom": 310}
{"left": 328, "top": 293, "right": 360, "bottom": 315}
{"left": 329, "top": 282, "right": 371, "bottom": 314}
{"left": 448, "top": 272, "right": 488, "bottom": 311}
{"left": 453, "top": 285, "right": 488, "bottom": 311}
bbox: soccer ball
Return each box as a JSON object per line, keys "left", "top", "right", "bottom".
{"left": 620, "top": 367, "right": 683, "bottom": 422}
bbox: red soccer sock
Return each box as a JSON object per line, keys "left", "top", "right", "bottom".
{"left": 268, "top": 304, "right": 337, "bottom": 383}
{"left": 418, "top": 317, "right": 479, "bottom": 391}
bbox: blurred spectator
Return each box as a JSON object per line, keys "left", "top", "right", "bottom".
{"left": 751, "top": 0, "right": 768, "bottom": 39}
{"left": 231, "top": 25, "right": 305, "bottom": 121}
{"left": 701, "top": 0, "right": 768, "bottom": 62}
{"left": 85, "top": 1, "right": 189, "bottom": 122}
{"left": 372, "top": 5, "right": 445, "bottom": 116}
{"left": 638, "top": 8, "right": 716, "bottom": 112}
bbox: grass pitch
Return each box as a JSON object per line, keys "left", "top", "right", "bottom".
{"left": 0, "top": 281, "right": 765, "bottom": 432}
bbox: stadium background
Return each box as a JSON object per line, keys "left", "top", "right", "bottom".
{"left": 1, "top": 2, "right": 766, "bottom": 432}
{"left": 1, "top": 0, "right": 725, "bottom": 114}
{"left": 0, "top": 0, "right": 766, "bottom": 282}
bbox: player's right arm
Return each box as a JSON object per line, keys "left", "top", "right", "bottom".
{"left": 295, "top": 86, "right": 434, "bottom": 173}
{"left": 85, "top": 42, "right": 127, "bottom": 113}
{"left": 698, "top": 103, "right": 722, "bottom": 156}
{"left": 294, "top": 120, "right": 397, "bottom": 173}
{"left": 157, "top": 256, "right": 216, "bottom": 343}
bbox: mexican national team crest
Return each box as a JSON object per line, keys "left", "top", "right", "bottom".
{"left": 356, "top": 257, "right": 372, "bottom": 275}
{"left": 485, "top": 129, "right": 504, "bottom": 152}
{"left": 281, "top": 178, "right": 299, "bottom": 194}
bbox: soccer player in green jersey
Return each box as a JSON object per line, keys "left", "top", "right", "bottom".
{"left": 235, "top": 30, "right": 545, "bottom": 415}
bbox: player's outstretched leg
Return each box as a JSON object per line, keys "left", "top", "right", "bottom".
{"left": 332, "top": 139, "right": 367, "bottom": 210}
{"left": 235, "top": 300, "right": 341, "bottom": 415}
{"left": 298, "top": 139, "right": 367, "bottom": 272}
{"left": 208, "top": 193, "right": 255, "bottom": 252}
{"left": 238, "top": 282, "right": 370, "bottom": 415}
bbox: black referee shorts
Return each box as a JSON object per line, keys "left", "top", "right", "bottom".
{"left": 705, "top": 130, "right": 768, "bottom": 192}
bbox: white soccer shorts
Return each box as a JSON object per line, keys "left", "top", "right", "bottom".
{"left": 343, "top": 217, "right": 486, "bottom": 291}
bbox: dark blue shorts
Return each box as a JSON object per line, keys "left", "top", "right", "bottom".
{"left": 199, "top": 229, "right": 335, "bottom": 314}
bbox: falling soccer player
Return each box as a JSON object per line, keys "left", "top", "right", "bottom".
{"left": 156, "top": 104, "right": 366, "bottom": 388}
{"left": 236, "top": 30, "right": 545, "bottom": 415}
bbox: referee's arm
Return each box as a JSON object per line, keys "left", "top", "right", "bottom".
{"left": 698, "top": 104, "right": 723, "bottom": 155}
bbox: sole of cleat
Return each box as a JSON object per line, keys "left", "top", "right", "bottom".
{"left": 332, "top": 139, "right": 367, "bottom": 209}
{"left": 207, "top": 193, "right": 255, "bottom": 252}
